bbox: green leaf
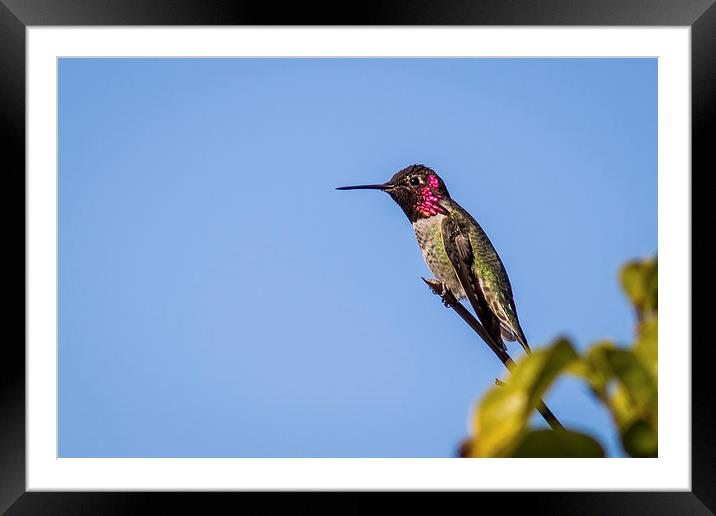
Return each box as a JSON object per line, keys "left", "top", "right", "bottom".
{"left": 603, "top": 348, "right": 657, "bottom": 418}
{"left": 620, "top": 258, "right": 658, "bottom": 319}
{"left": 570, "top": 341, "right": 617, "bottom": 396}
{"left": 634, "top": 319, "right": 658, "bottom": 380}
{"left": 511, "top": 429, "right": 605, "bottom": 458}
{"left": 609, "top": 385, "right": 634, "bottom": 426}
{"left": 471, "top": 338, "right": 577, "bottom": 457}
{"left": 576, "top": 341, "right": 657, "bottom": 422}
{"left": 572, "top": 337, "right": 658, "bottom": 454}
{"left": 621, "top": 419, "right": 658, "bottom": 458}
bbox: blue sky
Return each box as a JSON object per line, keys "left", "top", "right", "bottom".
{"left": 58, "top": 58, "right": 656, "bottom": 458}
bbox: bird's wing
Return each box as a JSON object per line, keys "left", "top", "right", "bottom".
{"left": 441, "top": 216, "right": 506, "bottom": 351}
{"left": 468, "top": 250, "right": 530, "bottom": 353}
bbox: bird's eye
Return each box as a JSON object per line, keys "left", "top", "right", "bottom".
{"left": 409, "top": 177, "right": 421, "bottom": 186}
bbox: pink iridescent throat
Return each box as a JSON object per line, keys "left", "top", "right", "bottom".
{"left": 417, "top": 175, "right": 446, "bottom": 218}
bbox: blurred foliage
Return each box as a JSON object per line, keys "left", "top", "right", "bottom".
{"left": 621, "top": 258, "right": 658, "bottom": 321}
{"left": 462, "top": 257, "right": 657, "bottom": 458}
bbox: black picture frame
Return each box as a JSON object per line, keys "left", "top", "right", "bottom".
{"left": 3, "top": 1, "right": 709, "bottom": 514}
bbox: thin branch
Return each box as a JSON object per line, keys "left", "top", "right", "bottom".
{"left": 422, "top": 278, "right": 564, "bottom": 431}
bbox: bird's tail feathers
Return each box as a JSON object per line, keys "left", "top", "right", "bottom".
{"left": 502, "top": 323, "right": 531, "bottom": 354}
{"left": 516, "top": 333, "right": 531, "bottom": 354}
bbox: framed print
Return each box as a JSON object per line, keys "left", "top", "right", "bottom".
{"left": 4, "top": 0, "right": 710, "bottom": 513}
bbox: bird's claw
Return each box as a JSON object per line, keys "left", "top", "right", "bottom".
{"left": 436, "top": 281, "right": 450, "bottom": 304}
{"left": 422, "top": 277, "right": 451, "bottom": 307}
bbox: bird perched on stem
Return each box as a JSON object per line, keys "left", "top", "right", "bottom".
{"left": 337, "top": 164, "right": 531, "bottom": 354}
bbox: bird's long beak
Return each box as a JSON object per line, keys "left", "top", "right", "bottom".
{"left": 336, "top": 183, "right": 393, "bottom": 191}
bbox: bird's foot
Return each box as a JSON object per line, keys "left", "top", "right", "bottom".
{"left": 422, "top": 277, "right": 451, "bottom": 307}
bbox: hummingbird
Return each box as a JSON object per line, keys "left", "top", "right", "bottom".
{"left": 337, "top": 164, "right": 530, "bottom": 354}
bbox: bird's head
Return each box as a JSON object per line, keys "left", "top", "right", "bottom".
{"left": 337, "top": 164, "right": 450, "bottom": 222}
